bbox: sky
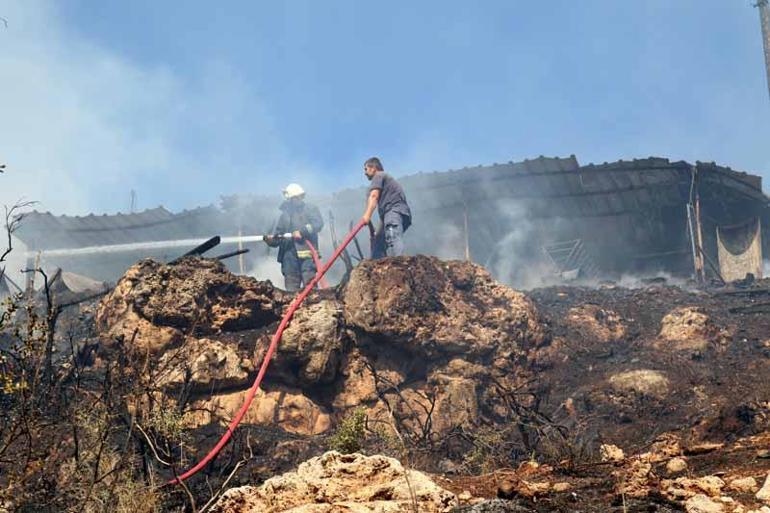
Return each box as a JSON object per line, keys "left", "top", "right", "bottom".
{"left": 0, "top": 0, "right": 769, "bottom": 215}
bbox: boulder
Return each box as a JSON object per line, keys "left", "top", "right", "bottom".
{"left": 156, "top": 337, "right": 252, "bottom": 391}
{"left": 684, "top": 494, "right": 725, "bottom": 513}
{"left": 210, "top": 451, "right": 457, "bottom": 513}
{"left": 187, "top": 386, "right": 331, "bottom": 435}
{"left": 600, "top": 444, "right": 625, "bottom": 463}
{"left": 343, "top": 256, "right": 545, "bottom": 359}
{"left": 97, "top": 258, "right": 285, "bottom": 352}
{"left": 663, "top": 476, "right": 725, "bottom": 500}
{"left": 261, "top": 298, "right": 345, "bottom": 386}
{"left": 666, "top": 457, "right": 688, "bottom": 475}
{"left": 608, "top": 369, "right": 670, "bottom": 399}
{"left": 728, "top": 477, "right": 758, "bottom": 493}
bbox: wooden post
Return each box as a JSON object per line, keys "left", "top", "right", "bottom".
{"left": 24, "top": 254, "right": 35, "bottom": 294}
{"left": 686, "top": 204, "right": 699, "bottom": 279}
{"left": 694, "top": 191, "right": 706, "bottom": 283}
{"left": 25, "top": 251, "right": 40, "bottom": 299}
{"left": 687, "top": 165, "right": 706, "bottom": 284}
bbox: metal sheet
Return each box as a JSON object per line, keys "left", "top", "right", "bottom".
{"left": 717, "top": 218, "right": 764, "bottom": 282}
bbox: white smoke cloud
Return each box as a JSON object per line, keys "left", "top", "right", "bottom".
{"left": 0, "top": 1, "right": 326, "bottom": 216}
{"left": 246, "top": 256, "right": 285, "bottom": 288}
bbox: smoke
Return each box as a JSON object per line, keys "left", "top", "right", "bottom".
{"left": 378, "top": 164, "right": 565, "bottom": 290}
{"left": 611, "top": 271, "right": 693, "bottom": 291}
{"left": 0, "top": 1, "right": 331, "bottom": 216}
{"left": 246, "top": 255, "right": 284, "bottom": 288}
{"left": 484, "top": 202, "right": 548, "bottom": 289}
{"left": 432, "top": 222, "right": 465, "bottom": 260}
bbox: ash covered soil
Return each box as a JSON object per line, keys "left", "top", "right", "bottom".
{"left": 92, "top": 256, "right": 770, "bottom": 512}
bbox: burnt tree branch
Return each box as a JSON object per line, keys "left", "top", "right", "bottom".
{"left": 1, "top": 200, "right": 35, "bottom": 263}
{"left": 21, "top": 267, "right": 62, "bottom": 386}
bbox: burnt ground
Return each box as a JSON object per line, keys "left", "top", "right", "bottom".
{"left": 528, "top": 281, "right": 770, "bottom": 450}
{"left": 441, "top": 431, "right": 770, "bottom": 512}
{"left": 180, "top": 276, "right": 770, "bottom": 511}
{"left": 11, "top": 260, "right": 770, "bottom": 512}
{"left": 437, "top": 279, "right": 770, "bottom": 511}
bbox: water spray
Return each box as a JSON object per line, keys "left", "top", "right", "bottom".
{"left": 30, "top": 234, "right": 294, "bottom": 258}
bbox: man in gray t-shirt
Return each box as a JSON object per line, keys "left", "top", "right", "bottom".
{"left": 360, "top": 157, "right": 412, "bottom": 258}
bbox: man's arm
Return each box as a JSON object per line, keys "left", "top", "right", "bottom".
{"left": 361, "top": 189, "right": 380, "bottom": 224}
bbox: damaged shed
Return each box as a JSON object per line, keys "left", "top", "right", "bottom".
{"left": 273, "top": 155, "right": 769, "bottom": 285}
{"left": 13, "top": 156, "right": 769, "bottom": 288}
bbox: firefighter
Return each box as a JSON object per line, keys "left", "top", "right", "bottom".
{"left": 264, "top": 183, "right": 324, "bottom": 291}
{"left": 360, "top": 157, "right": 412, "bottom": 258}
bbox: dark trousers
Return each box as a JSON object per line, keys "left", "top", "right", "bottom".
{"left": 372, "top": 211, "right": 407, "bottom": 259}
{"left": 281, "top": 251, "right": 317, "bottom": 292}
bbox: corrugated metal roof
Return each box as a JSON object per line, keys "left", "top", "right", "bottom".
{"left": 17, "top": 206, "right": 229, "bottom": 250}
{"left": 13, "top": 155, "right": 767, "bottom": 258}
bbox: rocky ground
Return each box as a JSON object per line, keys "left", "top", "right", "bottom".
{"left": 87, "top": 255, "right": 770, "bottom": 512}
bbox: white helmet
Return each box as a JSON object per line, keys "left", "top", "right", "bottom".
{"left": 282, "top": 183, "right": 305, "bottom": 199}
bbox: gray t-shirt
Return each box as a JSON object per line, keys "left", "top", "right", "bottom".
{"left": 368, "top": 172, "right": 411, "bottom": 222}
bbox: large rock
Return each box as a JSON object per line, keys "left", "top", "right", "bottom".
{"left": 608, "top": 369, "right": 670, "bottom": 399}
{"left": 684, "top": 494, "right": 725, "bottom": 513}
{"left": 95, "top": 255, "right": 551, "bottom": 442}
{"left": 210, "top": 451, "right": 457, "bottom": 513}
{"left": 156, "top": 337, "right": 253, "bottom": 391}
{"left": 327, "top": 256, "right": 550, "bottom": 437}
{"left": 187, "top": 386, "right": 331, "bottom": 435}
{"left": 428, "top": 374, "right": 480, "bottom": 434}
{"left": 343, "top": 256, "right": 545, "bottom": 360}
{"left": 666, "top": 457, "right": 688, "bottom": 475}
{"left": 97, "top": 258, "right": 285, "bottom": 352}
{"left": 728, "top": 476, "right": 758, "bottom": 493}
{"left": 332, "top": 347, "right": 407, "bottom": 410}
{"left": 663, "top": 476, "right": 726, "bottom": 500}
{"left": 262, "top": 298, "right": 345, "bottom": 386}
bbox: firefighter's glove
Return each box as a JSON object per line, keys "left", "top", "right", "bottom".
{"left": 300, "top": 224, "right": 314, "bottom": 239}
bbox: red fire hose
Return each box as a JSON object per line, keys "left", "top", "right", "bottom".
{"left": 305, "top": 239, "right": 329, "bottom": 289}
{"left": 168, "top": 220, "right": 366, "bottom": 485}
